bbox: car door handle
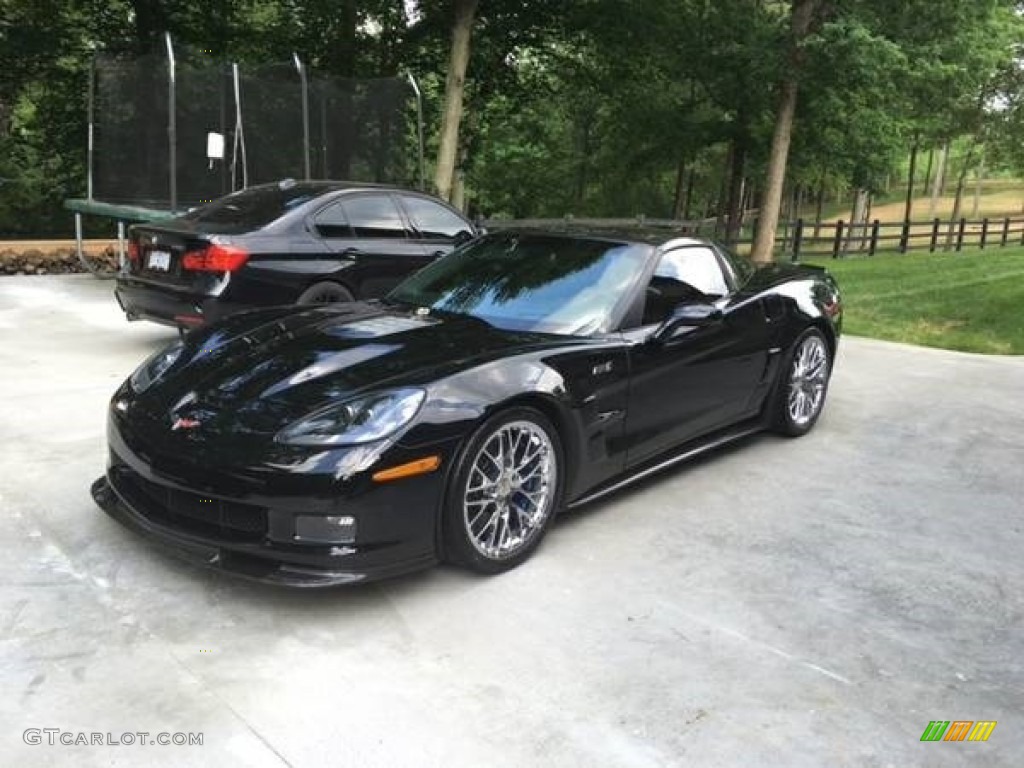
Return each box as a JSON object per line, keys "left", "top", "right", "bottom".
{"left": 430, "top": 250, "right": 445, "bottom": 258}
{"left": 340, "top": 247, "right": 363, "bottom": 257}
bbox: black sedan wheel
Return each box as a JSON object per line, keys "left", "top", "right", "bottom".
{"left": 297, "top": 281, "right": 354, "bottom": 305}
{"left": 444, "top": 407, "right": 564, "bottom": 574}
{"left": 772, "top": 328, "right": 832, "bottom": 437}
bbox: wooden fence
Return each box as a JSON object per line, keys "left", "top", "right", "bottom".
{"left": 777, "top": 216, "right": 1024, "bottom": 260}
{"left": 481, "top": 215, "right": 1024, "bottom": 260}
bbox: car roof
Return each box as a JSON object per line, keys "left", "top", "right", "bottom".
{"left": 483, "top": 226, "right": 710, "bottom": 249}
{"left": 243, "top": 179, "right": 421, "bottom": 196}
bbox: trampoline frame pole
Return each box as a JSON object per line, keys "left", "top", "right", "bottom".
{"left": 87, "top": 58, "right": 95, "bottom": 201}
{"left": 219, "top": 65, "right": 228, "bottom": 195}
{"left": 165, "top": 32, "right": 177, "bottom": 213}
{"left": 117, "top": 220, "right": 126, "bottom": 270}
{"left": 320, "top": 96, "right": 328, "bottom": 177}
{"left": 232, "top": 63, "right": 248, "bottom": 190}
{"left": 406, "top": 72, "right": 425, "bottom": 191}
{"left": 74, "top": 213, "right": 85, "bottom": 270}
{"left": 294, "top": 53, "right": 311, "bottom": 181}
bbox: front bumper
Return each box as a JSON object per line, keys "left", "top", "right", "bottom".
{"left": 93, "top": 417, "right": 449, "bottom": 586}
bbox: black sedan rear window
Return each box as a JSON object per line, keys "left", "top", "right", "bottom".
{"left": 181, "top": 183, "right": 327, "bottom": 232}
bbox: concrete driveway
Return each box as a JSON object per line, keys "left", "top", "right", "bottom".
{"left": 1, "top": 275, "right": 1021, "bottom": 767}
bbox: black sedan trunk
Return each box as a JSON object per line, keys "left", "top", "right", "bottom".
{"left": 129, "top": 221, "right": 226, "bottom": 293}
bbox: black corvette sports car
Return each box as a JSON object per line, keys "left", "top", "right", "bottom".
{"left": 115, "top": 180, "right": 476, "bottom": 331}
{"left": 92, "top": 230, "right": 842, "bottom": 586}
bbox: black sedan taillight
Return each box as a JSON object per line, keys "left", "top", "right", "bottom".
{"left": 182, "top": 244, "right": 249, "bottom": 272}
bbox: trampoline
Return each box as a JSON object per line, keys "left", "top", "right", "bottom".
{"left": 69, "top": 33, "right": 424, "bottom": 277}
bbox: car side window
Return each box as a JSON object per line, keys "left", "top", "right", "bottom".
{"left": 400, "top": 195, "right": 473, "bottom": 241}
{"left": 640, "top": 247, "right": 730, "bottom": 326}
{"left": 339, "top": 195, "right": 408, "bottom": 239}
{"left": 312, "top": 201, "right": 353, "bottom": 238}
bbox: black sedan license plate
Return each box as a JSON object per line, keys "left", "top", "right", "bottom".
{"left": 147, "top": 250, "right": 171, "bottom": 271}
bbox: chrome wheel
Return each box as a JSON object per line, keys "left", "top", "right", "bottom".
{"left": 787, "top": 335, "right": 829, "bottom": 426}
{"left": 463, "top": 420, "right": 557, "bottom": 560}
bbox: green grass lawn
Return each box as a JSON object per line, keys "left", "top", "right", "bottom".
{"left": 802, "top": 247, "right": 1024, "bottom": 354}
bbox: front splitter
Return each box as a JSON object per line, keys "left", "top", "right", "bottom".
{"left": 91, "top": 476, "right": 432, "bottom": 587}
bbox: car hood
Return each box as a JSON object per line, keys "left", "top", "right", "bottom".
{"left": 136, "top": 303, "right": 576, "bottom": 440}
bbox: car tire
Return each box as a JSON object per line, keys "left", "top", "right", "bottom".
{"left": 770, "top": 327, "right": 833, "bottom": 437}
{"left": 442, "top": 407, "right": 565, "bottom": 575}
{"left": 296, "top": 281, "right": 355, "bottom": 305}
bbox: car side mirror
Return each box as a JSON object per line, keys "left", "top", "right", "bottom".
{"left": 653, "top": 301, "right": 723, "bottom": 342}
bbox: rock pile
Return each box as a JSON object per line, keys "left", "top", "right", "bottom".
{"left": 0, "top": 248, "right": 120, "bottom": 275}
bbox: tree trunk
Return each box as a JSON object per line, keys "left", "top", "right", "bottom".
{"left": 929, "top": 140, "right": 948, "bottom": 218}
{"left": 845, "top": 188, "right": 868, "bottom": 251}
{"left": 325, "top": 3, "right": 360, "bottom": 178}
{"left": 331, "top": 2, "right": 359, "bottom": 76}
{"left": 0, "top": 96, "right": 9, "bottom": 138}
{"left": 740, "top": 181, "right": 753, "bottom": 229}
{"left": 725, "top": 137, "right": 747, "bottom": 243}
{"left": 750, "top": 0, "right": 820, "bottom": 264}
{"left": 972, "top": 145, "right": 985, "bottom": 218}
{"left": 672, "top": 159, "right": 688, "bottom": 219}
{"left": 682, "top": 166, "right": 696, "bottom": 222}
{"left": 715, "top": 143, "right": 733, "bottom": 238}
{"left": 813, "top": 178, "right": 825, "bottom": 237}
{"left": 946, "top": 142, "right": 977, "bottom": 249}
{"left": 433, "top": 0, "right": 479, "bottom": 202}
{"left": 862, "top": 192, "right": 873, "bottom": 251}
{"left": 922, "top": 147, "right": 934, "bottom": 195}
{"left": 131, "top": 0, "right": 168, "bottom": 54}
{"left": 574, "top": 117, "right": 591, "bottom": 207}
{"left": 781, "top": 185, "right": 798, "bottom": 251}
{"left": 903, "top": 138, "right": 918, "bottom": 223}
{"left": 452, "top": 169, "right": 466, "bottom": 212}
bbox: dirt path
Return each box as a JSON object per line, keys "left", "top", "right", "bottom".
{"left": 825, "top": 189, "right": 1024, "bottom": 222}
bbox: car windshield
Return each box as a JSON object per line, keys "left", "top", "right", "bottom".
{"left": 386, "top": 233, "right": 651, "bottom": 336}
{"left": 180, "top": 182, "right": 327, "bottom": 232}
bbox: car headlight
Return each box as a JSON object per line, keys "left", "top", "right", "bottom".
{"left": 129, "top": 341, "right": 184, "bottom": 393}
{"left": 276, "top": 388, "right": 426, "bottom": 446}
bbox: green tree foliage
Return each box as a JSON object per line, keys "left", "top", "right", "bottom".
{"left": 1, "top": 0, "right": 1022, "bottom": 248}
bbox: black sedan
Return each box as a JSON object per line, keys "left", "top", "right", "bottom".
{"left": 92, "top": 230, "right": 842, "bottom": 586}
{"left": 115, "top": 180, "right": 477, "bottom": 331}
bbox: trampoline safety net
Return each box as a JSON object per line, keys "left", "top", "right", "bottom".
{"left": 91, "top": 50, "right": 416, "bottom": 211}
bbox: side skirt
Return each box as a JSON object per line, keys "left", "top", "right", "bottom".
{"left": 567, "top": 420, "right": 764, "bottom": 509}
